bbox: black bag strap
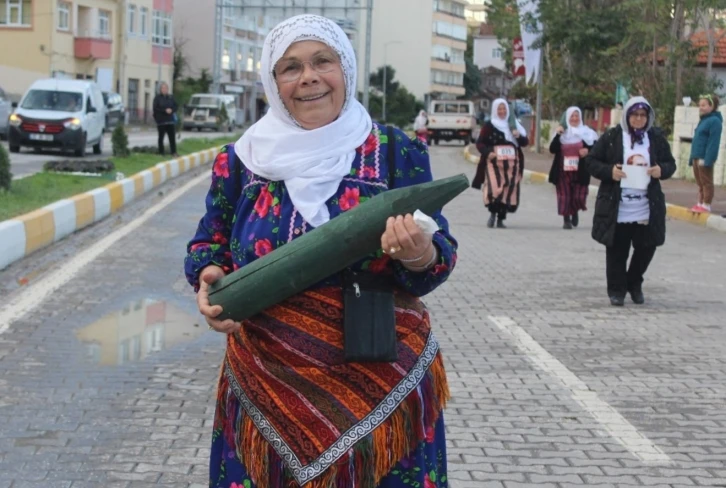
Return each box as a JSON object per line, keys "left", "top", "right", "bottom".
{"left": 386, "top": 125, "right": 396, "bottom": 189}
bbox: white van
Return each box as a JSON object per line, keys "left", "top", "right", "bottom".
{"left": 426, "top": 100, "right": 477, "bottom": 145}
{"left": 182, "top": 94, "right": 237, "bottom": 132}
{"left": 8, "top": 79, "right": 107, "bottom": 157}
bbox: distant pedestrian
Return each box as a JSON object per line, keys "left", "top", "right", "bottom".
{"left": 689, "top": 94, "right": 722, "bottom": 213}
{"left": 413, "top": 109, "right": 429, "bottom": 144}
{"left": 153, "top": 82, "right": 178, "bottom": 157}
{"left": 585, "top": 97, "right": 676, "bottom": 307}
{"left": 549, "top": 106, "right": 598, "bottom": 229}
{"left": 472, "top": 98, "right": 529, "bottom": 229}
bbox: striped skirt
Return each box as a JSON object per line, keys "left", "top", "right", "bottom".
{"left": 556, "top": 169, "right": 588, "bottom": 216}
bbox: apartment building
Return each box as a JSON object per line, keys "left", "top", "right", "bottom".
{"left": 359, "top": 0, "right": 467, "bottom": 103}
{"left": 174, "top": 1, "right": 363, "bottom": 125}
{"left": 0, "top": 0, "right": 174, "bottom": 123}
{"left": 465, "top": 0, "right": 487, "bottom": 28}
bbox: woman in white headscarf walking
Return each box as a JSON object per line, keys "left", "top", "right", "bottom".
{"left": 413, "top": 109, "right": 429, "bottom": 144}
{"left": 184, "top": 14, "right": 457, "bottom": 488}
{"left": 472, "top": 98, "right": 529, "bottom": 228}
{"left": 549, "top": 106, "right": 598, "bottom": 229}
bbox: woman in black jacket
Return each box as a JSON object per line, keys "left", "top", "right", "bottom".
{"left": 585, "top": 97, "right": 676, "bottom": 307}
{"left": 153, "top": 82, "right": 179, "bottom": 157}
{"left": 549, "top": 107, "right": 598, "bottom": 229}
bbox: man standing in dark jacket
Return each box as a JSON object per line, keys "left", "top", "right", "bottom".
{"left": 153, "top": 82, "right": 178, "bottom": 157}
{"left": 585, "top": 97, "right": 676, "bottom": 307}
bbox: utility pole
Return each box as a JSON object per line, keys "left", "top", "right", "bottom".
{"left": 534, "top": 52, "right": 543, "bottom": 153}
{"left": 212, "top": 0, "right": 222, "bottom": 94}
{"left": 362, "top": 0, "right": 373, "bottom": 111}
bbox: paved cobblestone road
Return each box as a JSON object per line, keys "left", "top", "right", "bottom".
{"left": 1, "top": 144, "right": 725, "bottom": 487}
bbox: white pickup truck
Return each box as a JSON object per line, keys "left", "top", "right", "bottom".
{"left": 426, "top": 100, "right": 477, "bottom": 145}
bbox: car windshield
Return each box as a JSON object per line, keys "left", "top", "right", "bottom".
{"left": 21, "top": 90, "right": 83, "bottom": 112}
{"left": 189, "top": 96, "right": 219, "bottom": 107}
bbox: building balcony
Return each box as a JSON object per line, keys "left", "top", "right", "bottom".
{"left": 74, "top": 36, "right": 112, "bottom": 59}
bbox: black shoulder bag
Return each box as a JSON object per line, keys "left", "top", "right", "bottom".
{"left": 341, "top": 126, "right": 399, "bottom": 363}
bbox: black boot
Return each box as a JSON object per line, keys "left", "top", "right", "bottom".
{"left": 563, "top": 216, "right": 573, "bottom": 230}
{"left": 628, "top": 286, "right": 645, "bottom": 305}
{"left": 497, "top": 216, "right": 507, "bottom": 228}
{"left": 572, "top": 212, "right": 579, "bottom": 228}
{"left": 487, "top": 214, "right": 496, "bottom": 228}
{"left": 609, "top": 295, "right": 625, "bottom": 307}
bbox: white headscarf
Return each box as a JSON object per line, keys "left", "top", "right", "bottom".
{"left": 561, "top": 106, "right": 598, "bottom": 146}
{"left": 234, "top": 15, "right": 373, "bottom": 228}
{"left": 414, "top": 110, "right": 428, "bottom": 131}
{"left": 490, "top": 98, "right": 527, "bottom": 146}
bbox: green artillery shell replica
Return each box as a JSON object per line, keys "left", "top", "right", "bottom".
{"left": 207, "top": 174, "right": 469, "bottom": 321}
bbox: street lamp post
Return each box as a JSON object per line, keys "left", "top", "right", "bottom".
{"left": 382, "top": 41, "right": 401, "bottom": 123}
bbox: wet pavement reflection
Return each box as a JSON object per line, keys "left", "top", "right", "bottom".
{"left": 75, "top": 298, "right": 205, "bottom": 366}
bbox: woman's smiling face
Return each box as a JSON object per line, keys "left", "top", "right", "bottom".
{"left": 274, "top": 40, "right": 345, "bottom": 130}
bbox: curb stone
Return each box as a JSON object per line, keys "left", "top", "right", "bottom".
{"left": 0, "top": 148, "right": 218, "bottom": 271}
{"left": 463, "top": 144, "right": 726, "bottom": 234}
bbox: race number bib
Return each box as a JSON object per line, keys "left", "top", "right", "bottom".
{"left": 563, "top": 156, "right": 579, "bottom": 172}
{"left": 495, "top": 145, "right": 516, "bottom": 161}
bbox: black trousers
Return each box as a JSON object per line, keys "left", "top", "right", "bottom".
{"left": 157, "top": 124, "right": 176, "bottom": 155}
{"left": 605, "top": 223, "right": 657, "bottom": 297}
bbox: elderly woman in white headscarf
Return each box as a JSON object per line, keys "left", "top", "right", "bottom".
{"left": 548, "top": 106, "right": 599, "bottom": 229}
{"left": 413, "top": 109, "right": 429, "bottom": 144}
{"left": 472, "top": 98, "right": 529, "bottom": 228}
{"left": 184, "top": 15, "right": 457, "bottom": 488}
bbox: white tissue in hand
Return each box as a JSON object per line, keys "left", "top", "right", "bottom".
{"left": 413, "top": 210, "right": 439, "bottom": 236}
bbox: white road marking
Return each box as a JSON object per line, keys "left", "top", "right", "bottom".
{"left": 0, "top": 171, "right": 209, "bottom": 335}
{"left": 489, "top": 315, "right": 672, "bottom": 465}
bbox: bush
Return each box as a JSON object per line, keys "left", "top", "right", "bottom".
{"left": 0, "top": 142, "right": 11, "bottom": 191}
{"left": 44, "top": 159, "right": 115, "bottom": 174}
{"left": 131, "top": 145, "right": 159, "bottom": 154}
{"left": 112, "top": 124, "right": 130, "bottom": 157}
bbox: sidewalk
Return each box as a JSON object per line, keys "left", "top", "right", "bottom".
{"left": 465, "top": 144, "right": 726, "bottom": 230}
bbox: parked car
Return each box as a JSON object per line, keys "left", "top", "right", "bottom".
{"left": 426, "top": 100, "right": 477, "bottom": 145}
{"left": 103, "top": 91, "right": 125, "bottom": 128}
{"left": 182, "top": 93, "right": 237, "bottom": 132}
{"left": 0, "top": 85, "right": 9, "bottom": 140}
{"left": 8, "top": 79, "right": 106, "bottom": 157}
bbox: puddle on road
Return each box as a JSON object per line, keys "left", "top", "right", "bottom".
{"left": 75, "top": 299, "right": 204, "bottom": 366}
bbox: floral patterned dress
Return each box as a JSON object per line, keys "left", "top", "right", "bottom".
{"left": 184, "top": 124, "right": 457, "bottom": 488}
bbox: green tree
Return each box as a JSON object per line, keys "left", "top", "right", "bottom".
{"left": 369, "top": 65, "right": 400, "bottom": 97}
{"left": 112, "top": 124, "right": 130, "bottom": 157}
{"left": 486, "top": 0, "right": 722, "bottom": 135}
{"left": 367, "top": 66, "right": 424, "bottom": 127}
{"left": 464, "top": 30, "right": 482, "bottom": 98}
{"left": 0, "top": 142, "right": 11, "bottom": 191}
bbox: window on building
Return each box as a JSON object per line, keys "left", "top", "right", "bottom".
{"left": 57, "top": 1, "right": 70, "bottom": 30}
{"left": 152, "top": 10, "right": 172, "bottom": 46}
{"left": 430, "top": 69, "right": 464, "bottom": 87}
{"left": 492, "top": 48, "right": 503, "bottom": 58}
{"left": 99, "top": 10, "right": 110, "bottom": 37}
{"left": 140, "top": 7, "right": 147, "bottom": 36}
{"left": 223, "top": 0, "right": 235, "bottom": 24}
{"left": 432, "top": 21, "right": 467, "bottom": 41}
{"left": 433, "top": 0, "right": 465, "bottom": 17}
{"left": 1, "top": 0, "right": 31, "bottom": 26}
{"left": 222, "top": 39, "right": 232, "bottom": 70}
{"left": 127, "top": 4, "right": 136, "bottom": 34}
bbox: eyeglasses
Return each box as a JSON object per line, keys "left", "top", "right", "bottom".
{"left": 274, "top": 54, "right": 340, "bottom": 83}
